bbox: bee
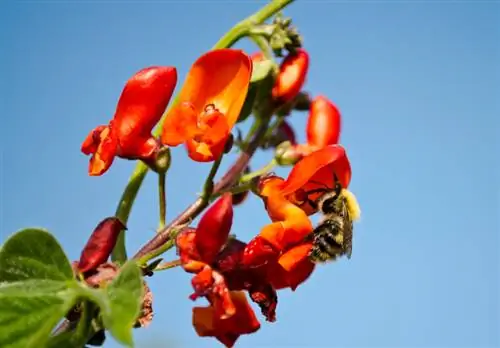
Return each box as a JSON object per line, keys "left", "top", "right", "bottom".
{"left": 300, "top": 175, "right": 361, "bottom": 263}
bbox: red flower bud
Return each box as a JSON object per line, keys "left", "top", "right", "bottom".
{"left": 195, "top": 193, "right": 234, "bottom": 264}
{"left": 272, "top": 49, "right": 309, "bottom": 104}
{"left": 77, "top": 217, "right": 126, "bottom": 274}
{"left": 307, "top": 96, "right": 341, "bottom": 148}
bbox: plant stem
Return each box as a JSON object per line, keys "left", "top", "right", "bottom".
{"left": 158, "top": 173, "right": 166, "bottom": 230}
{"left": 240, "top": 158, "right": 277, "bottom": 183}
{"left": 154, "top": 259, "right": 182, "bottom": 271}
{"left": 113, "top": 0, "right": 295, "bottom": 263}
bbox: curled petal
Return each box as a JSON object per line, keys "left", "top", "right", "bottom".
{"left": 78, "top": 217, "right": 126, "bottom": 274}
{"left": 280, "top": 145, "right": 352, "bottom": 197}
{"left": 86, "top": 126, "right": 119, "bottom": 176}
{"left": 269, "top": 246, "right": 316, "bottom": 291}
{"left": 193, "top": 291, "right": 260, "bottom": 348}
{"left": 307, "top": 96, "right": 341, "bottom": 148}
{"left": 242, "top": 236, "right": 279, "bottom": 268}
{"left": 81, "top": 125, "right": 107, "bottom": 155}
{"left": 185, "top": 138, "right": 226, "bottom": 162}
{"left": 178, "top": 49, "right": 252, "bottom": 134}
{"left": 272, "top": 49, "right": 309, "bottom": 104}
{"left": 196, "top": 193, "right": 234, "bottom": 264}
{"left": 176, "top": 228, "right": 200, "bottom": 263}
{"left": 113, "top": 66, "right": 177, "bottom": 150}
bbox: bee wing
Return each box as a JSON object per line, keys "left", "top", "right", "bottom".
{"left": 342, "top": 202, "right": 353, "bottom": 259}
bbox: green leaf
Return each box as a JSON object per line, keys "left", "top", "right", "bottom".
{"left": 0, "top": 280, "right": 78, "bottom": 348}
{"left": 102, "top": 261, "right": 143, "bottom": 347}
{"left": 250, "top": 59, "right": 274, "bottom": 83}
{"left": 0, "top": 228, "right": 73, "bottom": 282}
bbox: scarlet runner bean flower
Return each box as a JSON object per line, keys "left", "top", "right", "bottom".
{"left": 176, "top": 193, "right": 278, "bottom": 347}
{"left": 81, "top": 67, "right": 177, "bottom": 176}
{"left": 161, "top": 49, "right": 252, "bottom": 162}
{"left": 242, "top": 145, "right": 353, "bottom": 289}
{"left": 276, "top": 96, "right": 342, "bottom": 164}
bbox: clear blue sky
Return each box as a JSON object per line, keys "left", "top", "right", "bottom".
{"left": 1, "top": 1, "right": 498, "bottom": 347}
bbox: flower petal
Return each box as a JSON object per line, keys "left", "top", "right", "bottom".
{"left": 193, "top": 291, "right": 260, "bottom": 348}
{"left": 272, "top": 48, "right": 309, "bottom": 104}
{"left": 306, "top": 96, "right": 341, "bottom": 148}
{"left": 280, "top": 145, "right": 352, "bottom": 197}
{"left": 177, "top": 49, "right": 252, "bottom": 134}
{"left": 87, "top": 126, "right": 118, "bottom": 176}
{"left": 270, "top": 244, "right": 315, "bottom": 291}
{"left": 113, "top": 66, "right": 177, "bottom": 142}
{"left": 161, "top": 102, "right": 199, "bottom": 146}
{"left": 185, "top": 138, "right": 226, "bottom": 162}
{"left": 196, "top": 193, "right": 234, "bottom": 264}
{"left": 81, "top": 125, "right": 107, "bottom": 155}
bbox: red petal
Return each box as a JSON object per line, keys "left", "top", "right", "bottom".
{"left": 307, "top": 96, "right": 341, "bottom": 148}
{"left": 193, "top": 291, "right": 260, "bottom": 347}
{"left": 280, "top": 145, "right": 352, "bottom": 197}
{"left": 77, "top": 217, "right": 126, "bottom": 274}
{"left": 81, "top": 125, "right": 107, "bottom": 155}
{"left": 113, "top": 66, "right": 177, "bottom": 152}
{"left": 272, "top": 49, "right": 309, "bottom": 104}
{"left": 87, "top": 126, "right": 118, "bottom": 176}
{"left": 242, "top": 236, "right": 279, "bottom": 268}
{"left": 195, "top": 193, "right": 234, "bottom": 264}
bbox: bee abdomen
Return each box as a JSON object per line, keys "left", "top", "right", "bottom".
{"left": 308, "top": 219, "right": 344, "bottom": 263}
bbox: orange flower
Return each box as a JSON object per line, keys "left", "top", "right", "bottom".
{"left": 81, "top": 66, "right": 177, "bottom": 176}
{"left": 272, "top": 48, "right": 309, "bottom": 104}
{"left": 242, "top": 175, "right": 315, "bottom": 291}
{"left": 161, "top": 49, "right": 252, "bottom": 162}
{"left": 193, "top": 291, "right": 260, "bottom": 348}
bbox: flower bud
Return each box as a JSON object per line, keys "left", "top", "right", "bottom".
{"left": 143, "top": 145, "right": 171, "bottom": 174}
{"left": 77, "top": 217, "right": 126, "bottom": 274}
{"left": 293, "top": 91, "right": 312, "bottom": 111}
{"left": 274, "top": 141, "right": 303, "bottom": 166}
{"left": 272, "top": 49, "right": 309, "bottom": 104}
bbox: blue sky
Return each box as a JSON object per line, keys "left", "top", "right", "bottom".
{"left": 1, "top": 1, "right": 498, "bottom": 347}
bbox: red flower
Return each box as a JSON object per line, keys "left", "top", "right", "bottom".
{"left": 177, "top": 194, "right": 276, "bottom": 346}
{"left": 81, "top": 66, "right": 177, "bottom": 176}
{"left": 161, "top": 49, "right": 252, "bottom": 162}
{"left": 272, "top": 49, "right": 309, "bottom": 104}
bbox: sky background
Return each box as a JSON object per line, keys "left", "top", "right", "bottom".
{"left": 1, "top": 1, "right": 498, "bottom": 347}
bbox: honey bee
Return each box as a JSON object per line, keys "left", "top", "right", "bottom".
{"left": 300, "top": 175, "right": 361, "bottom": 263}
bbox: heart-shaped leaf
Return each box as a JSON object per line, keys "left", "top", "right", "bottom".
{"left": 0, "top": 280, "right": 79, "bottom": 348}
{"left": 102, "top": 261, "right": 143, "bottom": 347}
{"left": 0, "top": 228, "right": 73, "bottom": 282}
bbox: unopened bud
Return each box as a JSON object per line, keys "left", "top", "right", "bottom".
{"left": 293, "top": 92, "right": 312, "bottom": 111}
{"left": 274, "top": 141, "right": 303, "bottom": 166}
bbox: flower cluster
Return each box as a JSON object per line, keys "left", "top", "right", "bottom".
{"left": 78, "top": 44, "right": 360, "bottom": 347}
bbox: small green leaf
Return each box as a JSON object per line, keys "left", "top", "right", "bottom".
{"left": 0, "top": 228, "right": 73, "bottom": 282}
{"left": 0, "top": 279, "right": 78, "bottom": 348}
{"left": 102, "top": 261, "right": 143, "bottom": 347}
{"left": 250, "top": 59, "right": 274, "bottom": 83}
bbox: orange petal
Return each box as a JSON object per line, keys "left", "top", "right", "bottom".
{"left": 196, "top": 193, "right": 234, "bottom": 264}
{"left": 271, "top": 244, "right": 315, "bottom": 291}
{"left": 113, "top": 66, "right": 177, "bottom": 149}
{"left": 307, "top": 96, "right": 341, "bottom": 148}
{"left": 280, "top": 145, "right": 352, "bottom": 196}
{"left": 193, "top": 291, "right": 260, "bottom": 348}
{"left": 272, "top": 49, "right": 309, "bottom": 104}
{"left": 197, "top": 109, "right": 230, "bottom": 146}
{"left": 81, "top": 125, "right": 107, "bottom": 155}
{"left": 258, "top": 196, "right": 313, "bottom": 251}
{"left": 161, "top": 102, "right": 199, "bottom": 146}
{"left": 185, "top": 138, "right": 226, "bottom": 162}
{"left": 177, "top": 49, "right": 252, "bottom": 133}
{"left": 88, "top": 126, "right": 118, "bottom": 176}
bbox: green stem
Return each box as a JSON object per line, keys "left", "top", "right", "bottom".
{"left": 154, "top": 259, "right": 182, "bottom": 272}
{"left": 111, "top": 0, "right": 295, "bottom": 262}
{"left": 202, "top": 156, "right": 223, "bottom": 200}
{"left": 250, "top": 34, "right": 273, "bottom": 60}
{"left": 158, "top": 173, "right": 166, "bottom": 230}
{"left": 240, "top": 158, "right": 277, "bottom": 183}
